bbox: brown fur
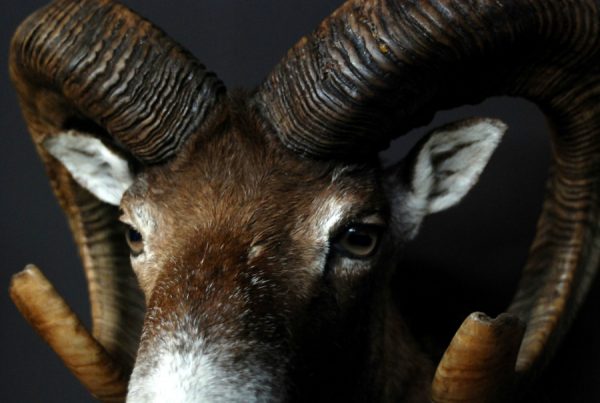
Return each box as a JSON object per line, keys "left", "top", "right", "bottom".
{"left": 121, "top": 93, "right": 432, "bottom": 401}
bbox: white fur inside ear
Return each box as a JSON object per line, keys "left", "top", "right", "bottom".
{"left": 44, "top": 131, "right": 134, "bottom": 206}
{"left": 412, "top": 118, "right": 507, "bottom": 214}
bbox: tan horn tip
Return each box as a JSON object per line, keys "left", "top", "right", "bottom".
{"left": 9, "top": 264, "right": 128, "bottom": 402}
{"left": 431, "top": 312, "right": 525, "bottom": 403}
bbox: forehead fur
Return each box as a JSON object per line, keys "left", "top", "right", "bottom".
{"left": 123, "top": 93, "right": 383, "bottom": 236}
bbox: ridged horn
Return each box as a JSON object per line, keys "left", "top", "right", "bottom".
{"left": 9, "top": 0, "right": 225, "bottom": 387}
{"left": 258, "top": 0, "right": 600, "bottom": 391}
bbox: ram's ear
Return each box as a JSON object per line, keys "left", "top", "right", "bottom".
{"left": 44, "top": 131, "right": 135, "bottom": 206}
{"left": 386, "top": 118, "right": 507, "bottom": 239}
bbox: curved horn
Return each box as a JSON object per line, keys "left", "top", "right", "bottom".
{"left": 258, "top": 0, "right": 600, "bottom": 392}
{"left": 10, "top": 265, "right": 128, "bottom": 402}
{"left": 9, "top": 0, "right": 224, "bottom": 384}
{"left": 11, "top": 0, "right": 224, "bottom": 163}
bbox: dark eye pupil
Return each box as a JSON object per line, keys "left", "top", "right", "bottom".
{"left": 125, "top": 226, "right": 144, "bottom": 256}
{"left": 346, "top": 229, "right": 374, "bottom": 248}
{"left": 128, "top": 228, "right": 142, "bottom": 243}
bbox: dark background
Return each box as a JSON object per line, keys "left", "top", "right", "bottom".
{"left": 0, "top": 1, "right": 598, "bottom": 402}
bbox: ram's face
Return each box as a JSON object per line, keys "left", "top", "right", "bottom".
{"left": 116, "top": 112, "right": 393, "bottom": 401}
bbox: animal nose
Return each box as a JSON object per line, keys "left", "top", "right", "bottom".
{"left": 127, "top": 329, "right": 285, "bottom": 403}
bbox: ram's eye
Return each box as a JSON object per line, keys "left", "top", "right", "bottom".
{"left": 125, "top": 226, "right": 144, "bottom": 256}
{"left": 334, "top": 225, "right": 382, "bottom": 258}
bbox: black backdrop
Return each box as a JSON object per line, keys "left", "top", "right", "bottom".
{"left": 0, "top": 1, "right": 598, "bottom": 402}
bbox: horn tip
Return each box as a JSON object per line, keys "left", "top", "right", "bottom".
{"left": 431, "top": 312, "right": 525, "bottom": 403}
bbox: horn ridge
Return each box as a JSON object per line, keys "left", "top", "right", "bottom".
{"left": 11, "top": 0, "right": 225, "bottom": 164}
{"left": 258, "top": 0, "right": 600, "bottom": 158}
